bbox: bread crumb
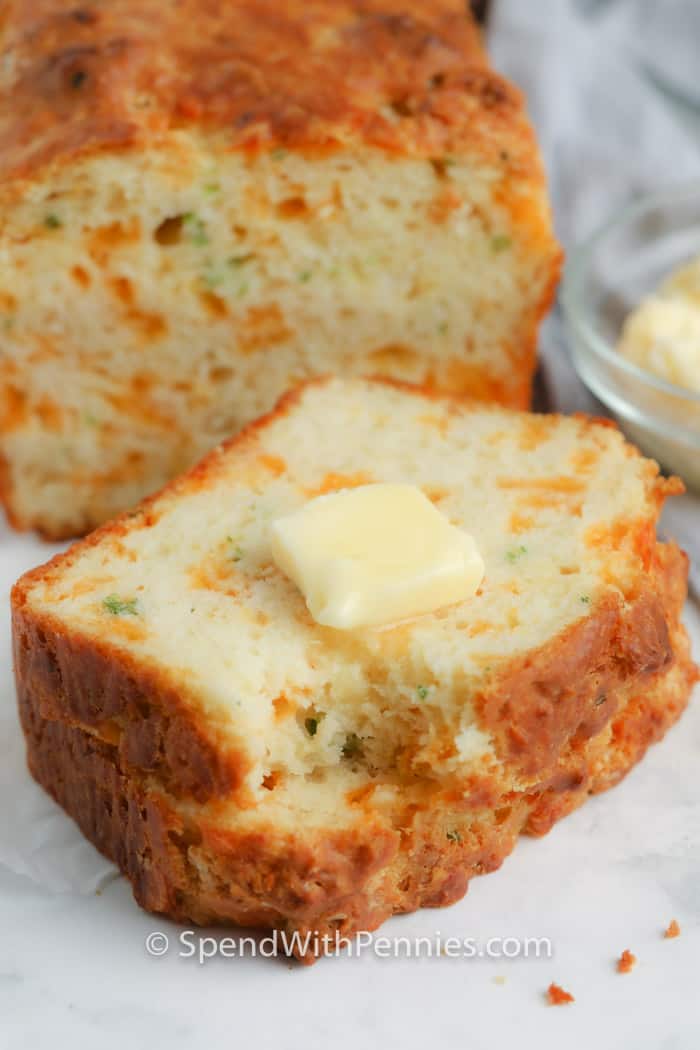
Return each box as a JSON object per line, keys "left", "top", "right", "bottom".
{"left": 616, "top": 949, "right": 637, "bottom": 974}
{"left": 664, "top": 919, "right": 681, "bottom": 939}
{"left": 546, "top": 982, "right": 574, "bottom": 1005}
{"left": 492, "top": 975, "right": 506, "bottom": 985}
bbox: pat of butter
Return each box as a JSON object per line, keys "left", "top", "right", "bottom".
{"left": 618, "top": 296, "right": 700, "bottom": 393}
{"left": 617, "top": 254, "right": 700, "bottom": 394}
{"left": 269, "top": 484, "right": 484, "bottom": 630}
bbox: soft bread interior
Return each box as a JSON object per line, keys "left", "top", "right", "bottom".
{"left": 21, "top": 379, "right": 674, "bottom": 800}
{"left": 0, "top": 140, "right": 557, "bottom": 534}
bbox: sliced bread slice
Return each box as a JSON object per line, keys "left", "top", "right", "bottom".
{"left": 13, "top": 378, "right": 689, "bottom": 806}
{"left": 12, "top": 377, "right": 695, "bottom": 954}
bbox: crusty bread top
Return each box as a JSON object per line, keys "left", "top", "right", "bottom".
{"left": 0, "top": 0, "right": 536, "bottom": 182}
{"left": 13, "top": 378, "right": 682, "bottom": 799}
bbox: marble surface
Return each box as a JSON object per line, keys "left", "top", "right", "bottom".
{"left": 1, "top": 516, "right": 699, "bottom": 1050}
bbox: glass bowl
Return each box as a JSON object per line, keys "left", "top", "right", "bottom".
{"left": 562, "top": 183, "right": 700, "bottom": 493}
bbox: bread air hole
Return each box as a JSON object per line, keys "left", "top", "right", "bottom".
{"left": 390, "top": 97, "right": 414, "bottom": 118}
{"left": 430, "top": 158, "right": 453, "bottom": 180}
{"left": 341, "top": 733, "right": 364, "bottom": 762}
{"left": 168, "top": 826, "right": 203, "bottom": 849}
{"left": 261, "top": 770, "right": 282, "bottom": 791}
{"left": 154, "top": 216, "right": 185, "bottom": 245}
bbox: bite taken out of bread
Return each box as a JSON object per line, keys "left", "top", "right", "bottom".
{"left": 12, "top": 378, "right": 696, "bottom": 960}
{"left": 0, "top": 0, "right": 561, "bottom": 538}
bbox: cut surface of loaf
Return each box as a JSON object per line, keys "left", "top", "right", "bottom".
{"left": 12, "top": 378, "right": 695, "bottom": 951}
{"left": 13, "top": 378, "right": 692, "bottom": 801}
{"left": 0, "top": 0, "right": 561, "bottom": 538}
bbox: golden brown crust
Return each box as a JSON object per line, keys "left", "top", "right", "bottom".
{"left": 0, "top": 1, "right": 540, "bottom": 185}
{"left": 12, "top": 597, "right": 249, "bottom": 803}
{"left": 525, "top": 632, "right": 696, "bottom": 836}
{"left": 18, "top": 685, "right": 401, "bottom": 935}
{"left": 478, "top": 581, "right": 674, "bottom": 779}
{"left": 20, "top": 644, "right": 693, "bottom": 962}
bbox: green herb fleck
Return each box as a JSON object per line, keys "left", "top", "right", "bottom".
{"left": 446, "top": 829, "right": 462, "bottom": 843}
{"left": 183, "top": 213, "right": 209, "bottom": 246}
{"left": 298, "top": 270, "right": 313, "bottom": 283}
{"left": 438, "top": 321, "right": 449, "bottom": 336}
{"left": 416, "top": 685, "right": 429, "bottom": 700}
{"left": 580, "top": 595, "right": 591, "bottom": 604}
{"left": 203, "top": 182, "right": 221, "bottom": 195}
{"left": 226, "top": 536, "right": 244, "bottom": 562}
{"left": 505, "top": 545, "right": 527, "bottom": 564}
{"left": 83, "top": 412, "right": 99, "bottom": 427}
{"left": 202, "top": 270, "right": 224, "bottom": 290}
{"left": 102, "top": 594, "right": 139, "bottom": 617}
{"left": 305, "top": 717, "right": 318, "bottom": 737}
{"left": 491, "top": 234, "right": 512, "bottom": 253}
{"left": 228, "top": 254, "right": 254, "bottom": 268}
{"left": 71, "top": 70, "right": 87, "bottom": 90}
{"left": 271, "top": 148, "right": 287, "bottom": 161}
{"left": 342, "top": 733, "right": 363, "bottom": 760}
{"left": 44, "top": 214, "right": 62, "bottom": 229}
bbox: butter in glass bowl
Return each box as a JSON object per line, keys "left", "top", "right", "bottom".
{"left": 563, "top": 184, "right": 700, "bottom": 493}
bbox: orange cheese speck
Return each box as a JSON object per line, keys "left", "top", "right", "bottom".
{"left": 509, "top": 511, "right": 534, "bottom": 534}
{"left": 272, "top": 693, "right": 296, "bottom": 721}
{"left": 307, "top": 471, "right": 373, "bottom": 497}
{"left": 498, "top": 476, "right": 584, "bottom": 493}
{"left": 570, "top": 447, "right": 600, "bottom": 475}
{"left": 517, "top": 415, "right": 557, "bottom": 452}
{"left": 259, "top": 454, "right": 287, "bottom": 476}
{"left": 616, "top": 949, "right": 636, "bottom": 974}
{"left": 546, "top": 983, "right": 574, "bottom": 1006}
